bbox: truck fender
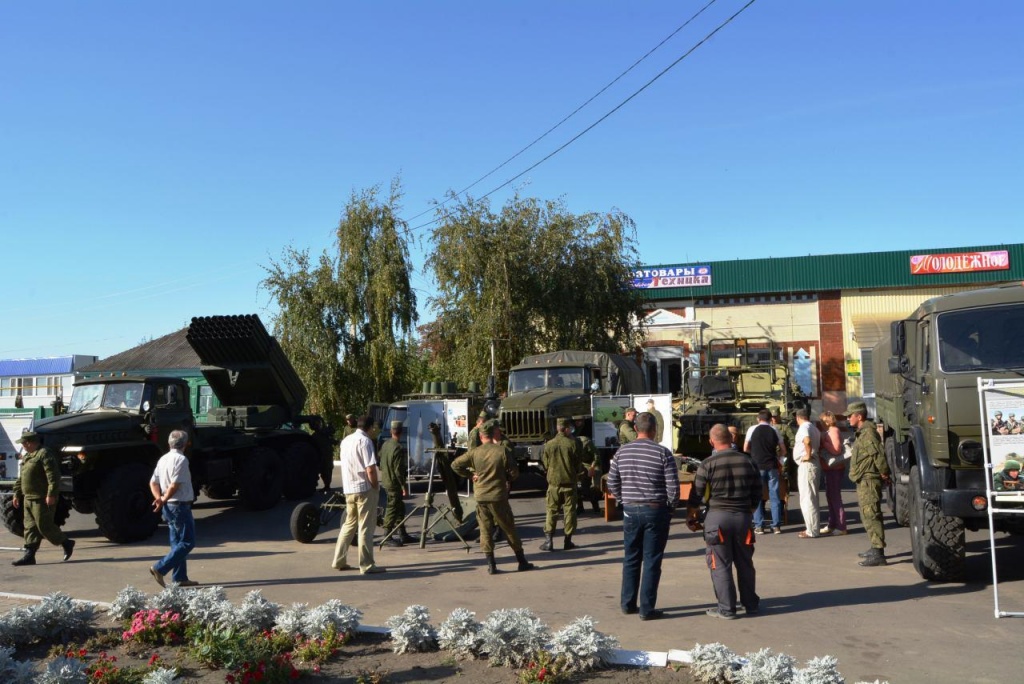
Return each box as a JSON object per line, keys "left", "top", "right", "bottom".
{"left": 908, "top": 425, "right": 947, "bottom": 496}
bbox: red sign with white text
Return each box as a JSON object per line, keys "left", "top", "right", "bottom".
{"left": 910, "top": 250, "right": 1009, "bottom": 275}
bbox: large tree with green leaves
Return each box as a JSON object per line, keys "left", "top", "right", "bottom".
{"left": 262, "top": 180, "right": 420, "bottom": 427}
{"left": 426, "top": 192, "right": 646, "bottom": 388}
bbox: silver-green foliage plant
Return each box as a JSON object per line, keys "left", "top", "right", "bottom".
{"left": 183, "top": 586, "right": 231, "bottom": 628}
{"left": 273, "top": 602, "right": 310, "bottom": 637}
{"left": 0, "top": 644, "right": 37, "bottom": 683}
{"left": 142, "top": 667, "right": 181, "bottom": 683}
{"left": 0, "top": 606, "right": 38, "bottom": 646}
{"left": 734, "top": 648, "right": 797, "bottom": 684}
{"left": 479, "top": 608, "right": 550, "bottom": 668}
{"left": 437, "top": 608, "right": 483, "bottom": 660}
{"left": 302, "top": 599, "right": 362, "bottom": 639}
{"left": 794, "top": 656, "right": 844, "bottom": 684}
{"left": 109, "top": 586, "right": 148, "bottom": 623}
{"left": 689, "top": 642, "right": 739, "bottom": 684}
{"left": 549, "top": 616, "right": 618, "bottom": 673}
{"left": 226, "top": 590, "right": 280, "bottom": 632}
{"left": 38, "top": 655, "right": 88, "bottom": 684}
{"left": 148, "top": 584, "right": 190, "bottom": 616}
{"left": 385, "top": 605, "right": 438, "bottom": 654}
{"left": 31, "top": 593, "right": 95, "bottom": 644}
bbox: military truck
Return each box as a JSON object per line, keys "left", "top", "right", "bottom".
{"left": 0, "top": 315, "right": 330, "bottom": 543}
{"left": 498, "top": 350, "right": 647, "bottom": 472}
{"left": 675, "top": 337, "right": 806, "bottom": 458}
{"left": 873, "top": 283, "right": 1024, "bottom": 581}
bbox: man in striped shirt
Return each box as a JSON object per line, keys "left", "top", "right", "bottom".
{"left": 688, "top": 423, "right": 762, "bottom": 619}
{"left": 606, "top": 412, "right": 680, "bottom": 621}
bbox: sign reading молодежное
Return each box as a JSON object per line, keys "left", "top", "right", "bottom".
{"left": 910, "top": 250, "right": 1009, "bottom": 275}
{"left": 632, "top": 265, "right": 711, "bottom": 289}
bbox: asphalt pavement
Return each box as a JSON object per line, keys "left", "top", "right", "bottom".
{"left": 3, "top": 475, "right": 1023, "bottom": 684}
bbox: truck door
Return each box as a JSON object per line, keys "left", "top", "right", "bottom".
{"left": 145, "top": 381, "right": 195, "bottom": 450}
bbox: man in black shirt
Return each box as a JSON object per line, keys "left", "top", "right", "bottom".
{"left": 743, "top": 409, "right": 787, "bottom": 534}
{"left": 688, "top": 423, "right": 762, "bottom": 619}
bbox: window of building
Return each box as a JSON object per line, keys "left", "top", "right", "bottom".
{"left": 861, "top": 349, "right": 874, "bottom": 397}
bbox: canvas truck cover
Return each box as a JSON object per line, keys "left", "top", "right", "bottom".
{"left": 511, "top": 350, "right": 645, "bottom": 395}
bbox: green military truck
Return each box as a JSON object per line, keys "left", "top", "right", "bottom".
{"left": 873, "top": 284, "right": 1024, "bottom": 581}
{"left": 498, "top": 350, "right": 647, "bottom": 473}
{"left": 0, "top": 315, "right": 330, "bottom": 543}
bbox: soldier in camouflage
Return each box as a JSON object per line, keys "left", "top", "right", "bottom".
{"left": 466, "top": 411, "right": 488, "bottom": 450}
{"left": 540, "top": 417, "right": 584, "bottom": 551}
{"left": 847, "top": 401, "right": 890, "bottom": 566}
{"left": 619, "top": 407, "right": 638, "bottom": 445}
{"left": 10, "top": 431, "right": 75, "bottom": 566}
{"left": 574, "top": 415, "right": 602, "bottom": 514}
{"left": 380, "top": 421, "right": 414, "bottom": 546}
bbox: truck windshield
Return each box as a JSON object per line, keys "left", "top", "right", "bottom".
{"left": 508, "top": 367, "right": 585, "bottom": 392}
{"left": 938, "top": 304, "right": 1024, "bottom": 372}
{"left": 68, "top": 382, "right": 146, "bottom": 412}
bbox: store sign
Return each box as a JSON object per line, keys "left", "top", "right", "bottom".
{"left": 845, "top": 359, "right": 861, "bottom": 377}
{"left": 910, "top": 250, "right": 1009, "bottom": 275}
{"left": 633, "top": 265, "right": 711, "bottom": 289}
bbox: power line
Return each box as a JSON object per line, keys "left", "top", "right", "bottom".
{"left": 401, "top": 0, "right": 722, "bottom": 226}
{"left": 408, "top": 0, "right": 759, "bottom": 234}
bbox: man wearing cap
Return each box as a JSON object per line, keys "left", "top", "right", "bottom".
{"left": 540, "top": 417, "right": 585, "bottom": 551}
{"left": 10, "top": 431, "right": 75, "bottom": 566}
{"left": 452, "top": 420, "right": 535, "bottom": 574}
{"left": 848, "top": 401, "right": 890, "bottom": 567}
{"left": 342, "top": 414, "right": 358, "bottom": 439}
{"left": 994, "top": 455, "right": 1022, "bottom": 491}
{"left": 467, "top": 411, "right": 488, "bottom": 450}
{"left": 574, "top": 415, "right": 602, "bottom": 514}
{"left": 619, "top": 407, "right": 638, "bottom": 446}
{"left": 380, "top": 421, "right": 414, "bottom": 546}
{"left": 991, "top": 411, "right": 1008, "bottom": 436}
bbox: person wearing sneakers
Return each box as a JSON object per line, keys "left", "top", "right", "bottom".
{"left": 848, "top": 401, "right": 890, "bottom": 567}
{"left": 793, "top": 409, "right": 822, "bottom": 539}
{"left": 818, "top": 411, "right": 848, "bottom": 535}
{"left": 10, "top": 431, "right": 75, "bottom": 567}
{"left": 687, "top": 423, "right": 761, "bottom": 620}
{"left": 149, "top": 430, "right": 197, "bottom": 587}
{"left": 743, "top": 409, "right": 787, "bottom": 535}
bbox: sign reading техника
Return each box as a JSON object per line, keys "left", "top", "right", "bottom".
{"left": 910, "top": 250, "right": 1009, "bottom": 275}
{"left": 632, "top": 265, "right": 712, "bottom": 289}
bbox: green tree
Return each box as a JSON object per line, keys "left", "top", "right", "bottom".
{"left": 426, "top": 193, "right": 646, "bottom": 388}
{"left": 262, "top": 180, "right": 419, "bottom": 427}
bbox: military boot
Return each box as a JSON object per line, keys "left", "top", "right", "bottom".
{"left": 858, "top": 548, "right": 888, "bottom": 567}
{"left": 563, "top": 534, "right": 576, "bottom": 550}
{"left": 485, "top": 552, "right": 499, "bottom": 575}
{"left": 591, "top": 496, "right": 601, "bottom": 513}
{"left": 386, "top": 531, "right": 404, "bottom": 547}
{"left": 514, "top": 548, "right": 535, "bottom": 572}
{"left": 62, "top": 538, "right": 76, "bottom": 562}
{"left": 539, "top": 534, "right": 555, "bottom": 551}
{"left": 398, "top": 526, "right": 415, "bottom": 544}
{"left": 857, "top": 548, "right": 875, "bottom": 558}
{"left": 11, "top": 546, "right": 37, "bottom": 567}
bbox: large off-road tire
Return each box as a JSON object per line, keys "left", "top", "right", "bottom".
{"left": 2, "top": 493, "right": 73, "bottom": 538}
{"left": 239, "top": 447, "right": 284, "bottom": 510}
{"left": 282, "top": 441, "right": 320, "bottom": 500}
{"left": 289, "top": 502, "right": 322, "bottom": 543}
{"left": 95, "top": 463, "right": 161, "bottom": 543}
{"left": 909, "top": 465, "right": 966, "bottom": 582}
{"left": 201, "top": 483, "right": 236, "bottom": 500}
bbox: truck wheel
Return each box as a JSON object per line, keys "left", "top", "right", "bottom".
{"left": 885, "top": 438, "right": 910, "bottom": 526}
{"left": 239, "top": 447, "right": 284, "bottom": 510}
{"left": 289, "top": 502, "right": 321, "bottom": 543}
{"left": 909, "top": 465, "right": 966, "bottom": 582}
{"left": 282, "top": 442, "right": 319, "bottom": 500}
{"left": 2, "top": 493, "right": 73, "bottom": 538}
{"left": 95, "top": 463, "right": 161, "bottom": 543}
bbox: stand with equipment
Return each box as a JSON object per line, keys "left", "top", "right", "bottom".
{"left": 379, "top": 446, "right": 471, "bottom": 551}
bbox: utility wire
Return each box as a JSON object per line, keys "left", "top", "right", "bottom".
{"left": 401, "top": 0, "right": 721, "bottom": 226}
{"left": 410, "top": 0, "right": 758, "bottom": 234}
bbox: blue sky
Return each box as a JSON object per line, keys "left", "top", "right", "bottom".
{"left": 2, "top": 1, "right": 1021, "bottom": 360}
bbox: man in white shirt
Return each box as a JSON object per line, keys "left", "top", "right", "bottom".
{"left": 793, "top": 409, "right": 822, "bottom": 538}
{"left": 332, "top": 415, "right": 385, "bottom": 574}
{"left": 149, "top": 429, "right": 198, "bottom": 587}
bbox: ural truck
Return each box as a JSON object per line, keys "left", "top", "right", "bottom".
{"left": 676, "top": 337, "right": 806, "bottom": 458}
{"left": 498, "top": 350, "right": 647, "bottom": 472}
{"left": 0, "top": 314, "right": 330, "bottom": 543}
{"left": 873, "top": 284, "right": 1024, "bottom": 581}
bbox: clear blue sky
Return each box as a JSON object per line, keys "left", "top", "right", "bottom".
{"left": 2, "top": 1, "right": 1021, "bottom": 360}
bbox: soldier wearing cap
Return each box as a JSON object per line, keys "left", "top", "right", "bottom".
{"left": 342, "top": 414, "right": 358, "bottom": 439}
{"left": 426, "top": 421, "right": 465, "bottom": 523}
{"left": 467, "top": 410, "right": 489, "bottom": 450}
{"left": 451, "top": 420, "right": 535, "bottom": 574}
{"left": 10, "top": 431, "right": 75, "bottom": 566}
{"left": 619, "top": 407, "right": 638, "bottom": 446}
{"left": 540, "top": 417, "right": 585, "bottom": 551}
{"left": 994, "top": 455, "right": 1022, "bottom": 491}
{"left": 380, "top": 420, "right": 414, "bottom": 546}
{"left": 848, "top": 401, "right": 890, "bottom": 566}
{"left": 574, "top": 415, "right": 602, "bottom": 514}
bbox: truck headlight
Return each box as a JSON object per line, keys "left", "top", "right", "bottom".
{"left": 957, "top": 440, "right": 984, "bottom": 466}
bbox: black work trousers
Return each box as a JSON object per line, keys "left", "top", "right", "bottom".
{"left": 703, "top": 508, "right": 759, "bottom": 616}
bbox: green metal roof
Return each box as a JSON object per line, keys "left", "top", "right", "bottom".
{"left": 638, "top": 243, "right": 1024, "bottom": 300}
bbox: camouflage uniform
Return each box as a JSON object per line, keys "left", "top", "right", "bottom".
{"left": 378, "top": 437, "right": 408, "bottom": 533}
{"left": 12, "top": 443, "right": 70, "bottom": 559}
{"left": 619, "top": 417, "right": 638, "bottom": 446}
{"left": 849, "top": 418, "right": 889, "bottom": 550}
{"left": 427, "top": 425, "right": 464, "bottom": 523}
{"left": 575, "top": 432, "right": 602, "bottom": 512}
{"left": 541, "top": 431, "right": 583, "bottom": 547}
{"left": 451, "top": 443, "right": 525, "bottom": 556}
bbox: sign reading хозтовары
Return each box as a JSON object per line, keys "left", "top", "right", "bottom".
{"left": 632, "top": 265, "right": 711, "bottom": 289}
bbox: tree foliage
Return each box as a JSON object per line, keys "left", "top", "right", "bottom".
{"left": 261, "top": 180, "right": 420, "bottom": 427}
{"left": 426, "top": 193, "right": 646, "bottom": 388}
